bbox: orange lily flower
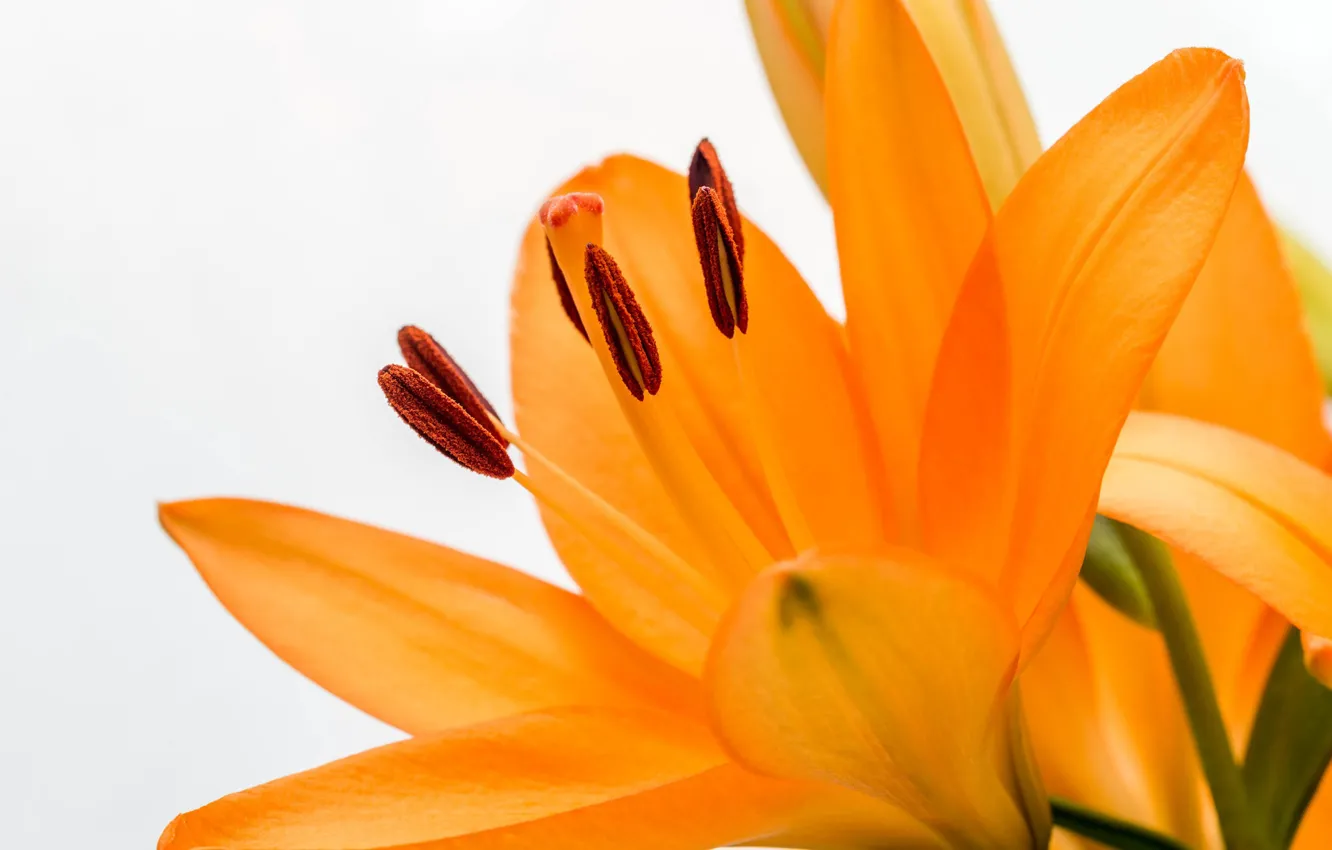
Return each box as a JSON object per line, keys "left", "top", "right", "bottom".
{"left": 749, "top": 1, "right": 1332, "bottom": 848}
{"left": 158, "top": 1, "right": 1332, "bottom": 847}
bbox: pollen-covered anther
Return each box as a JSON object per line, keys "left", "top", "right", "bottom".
{"left": 378, "top": 364, "right": 515, "bottom": 479}
{"left": 584, "top": 244, "right": 662, "bottom": 401}
{"left": 397, "top": 325, "right": 506, "bottom": 445}
{"left": 689, "top": 138, "right": 744, "bottom": 260}
{"left": 545, "top": 238, "right": 589, "bottom": 342}
{"left": 692, "top": 186, "right": 748, "bottom": 337}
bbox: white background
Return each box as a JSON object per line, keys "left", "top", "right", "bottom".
{"left": 2, "top": 1, "right": 1331, "bottom": 846}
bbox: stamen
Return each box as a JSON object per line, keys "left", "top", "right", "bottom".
{"left": 378, "top": 364, "right": 514, "bottom": 479}
{"left": 688, "top": 138, "right": 744, "bottom": 260}
{"left": 689, "top": 144, "right": 810, "bottom": 549}
{"left": 397, "top": 326, "right": 506, "bottom": 444}
{"left": 492, "top": 419, "right": 727, "bottom": 612}
{"left": 545, "top": 238, "right": 589, "bottom": 342}
{"left": 584, "top": 244, "right": 662, "bottom": 400}
{"left": 691, "top": 187, "right": 748, "bottom": 337}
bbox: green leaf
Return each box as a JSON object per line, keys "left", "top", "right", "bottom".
{"left": 1243, "top": 627, "right": 1332, "bottom": 848}
{"left": 1080, "top": 516, "right": 1156, "bottom": 628}
{"left": 1280, "top": 227, "right": 1332, "bottom": 395}
{"left": 1050, "top": 797, "right": 1189, "bottom": 850}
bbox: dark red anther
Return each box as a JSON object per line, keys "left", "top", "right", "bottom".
{"left": 689, "top": 138, "right": 744, "bottom": 261}
{"left": 397, "top": 326, "right": 506, "bottom": 445}
{"left": 584, "top": 244, "right": 662, "bottom": 401}
{"left": 545, "top": 238, "right": 589, "bottom": 342}
{"left": 691, "top": 186, "right": 748, "bottom": 337}
{"left": 378, "top": 364, "right": 514, "bottom": 479}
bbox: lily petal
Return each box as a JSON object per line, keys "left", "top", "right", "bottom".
{"left": 994, "top": 48, "right": 1249, "bottom": 635}
{"left": 1067, "top": 586, "right": 1208, "bottom": 845}
{"left": 1100, "top": 416, "right": 1332, "bottom": 640}
{"left": 159, "top": 499, "right": 698, "bottom": 734}
{"left": 158, "top": 707, "right": 801, "bottom": 850}
{"left": 1295, "top": 772, "right": 1332, "bottom": 850}
{"left": 1021, "top": 601, "right": 1135, "bottom": 817}
{"left": 918, "top": 242, "right": 1012, "bottom": 575}
{"left": 704, "top": 550, "right": 1030, "bottom": 845}
{"left": 1141, "top": 173, "right": 1331, "bottom": 468}
{"left": 826, "top": 0, "right": 991, "bottom": 537}
{"left": 743, "top": 0, "right": 1040, "bottom": 207}
{"left": 901, "top": 0, "right": 1042, "bottom": 205}
{"left": 1114, "top": 412, "right": 1332, "bottom": 567}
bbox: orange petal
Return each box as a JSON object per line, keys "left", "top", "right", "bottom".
{"left": 994, "top": 49, "right": 1249, "bottom": 634}
{"left": 504, "top": 441, "right": 726, "bottom": 676}
{"left": 743, "top": 0, "right": 1041, "bottom": 207}
{"left": 1295, "top": 763, "right": 1332, "bottom": 850}
{"left": 900, "top": 0, "right": 1042, "bottom": 205}
{"left": 704, "top": 551, "right": 1030, "bottom": 845}
{"left": 158, "top": 707, "right": 804, "bottom": 850}
{"left": 1115, "top": 412, "right": 1332, "bottom": 567}
{"left": 1065, "top": 586, "right": 1209, "bottom": 845}
{"left": 1030, "top": 590, "right": 1206, "bottom": 844}
{"left": 159, "top": 499, "right": 699, "bottom": 734}
{"left": 1098, "top": 451, "right": 1332, "bottom": 640}
{"left": 1140, "top": 172, "right": 1331, "bottom": 468}
{"left": 918, "top": 238, "right": 1012, "bottom": 576}
{"left": 739, "top": 234, "right": 887, "bottom": 551}
{"left": 1021, "top": 600, "right": 1136, "bottom": 817}
{"left": 826, "top": 0, "right": 991, "bottom": 537}
{"left": 1303, "top": 631, "right": 1332, "bottom": 688}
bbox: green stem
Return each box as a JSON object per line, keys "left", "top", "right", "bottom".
{"left": 1117, "top": 523, "right": 1267, "bottom": 850}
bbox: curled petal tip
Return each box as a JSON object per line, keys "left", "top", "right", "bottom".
{"left": 1303, "top": 631, "right": 1332, "bottom": 689}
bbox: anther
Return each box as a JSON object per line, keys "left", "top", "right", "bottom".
{"left": 545, "top": 238, "right": 589, "bottom": 342}
{"left": 397, "top": 326, "right": 506, "bottom": 445}
{"left": 378, "top": 364, "right": 515, "bottom": 479}
{"left": 688, "top": 138, "right": 744, "bottom": 260}
{"left": 692, "top": 186, "right": 748, "bottom": 337}
{"left": 584, "top": 244, "right": 662, "bottom": 401}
